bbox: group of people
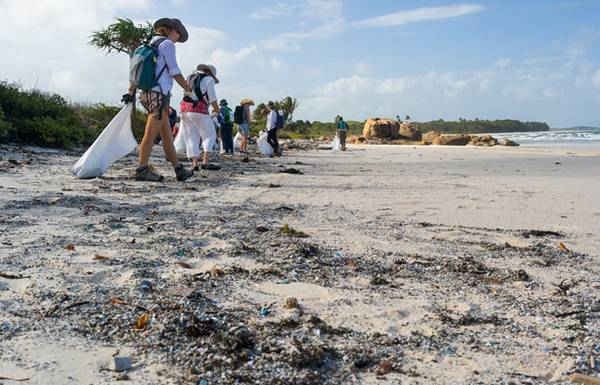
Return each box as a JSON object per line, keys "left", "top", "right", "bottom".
{"left": 122, "top": 17, "right": 282, "bottom": 182}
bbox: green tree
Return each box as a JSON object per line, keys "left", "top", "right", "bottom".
{"left": 280, "top": 96, "right": 298, "bottom": 122}
{"left": 254, "top": 103, "right": 268, "bottom": 120}
{"left": 90, "top": 18, "right": 153, "bottom": 56}
{"left": 90, "top": 18, "right": 153, "bottom": 136}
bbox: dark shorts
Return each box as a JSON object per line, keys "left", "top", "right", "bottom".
{"left": 139, "top": 91, "right": 170, "bottom": 116}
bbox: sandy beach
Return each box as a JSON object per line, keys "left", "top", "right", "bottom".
{"left": 1, "top": 143, "right": 599, "bottom": 384}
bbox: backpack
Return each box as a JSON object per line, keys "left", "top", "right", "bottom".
{"left": 275, "top": 112, "right": 285, "bottom": 130}
{"left": 234, "top": 105, "right": 244, "bottom": 124}
{"left": 129, "top": 37, "right": 167, "bottom": 91}
{"left": 189, "top": 73, "right": 210, "bottom": 105}
{"left": 220, "top": 106, "right": 232, "bottom": 125}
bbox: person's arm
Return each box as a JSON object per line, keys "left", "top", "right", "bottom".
{"left": 211, "top": 101, "right": 220, "bottom": 115}
{"left": 162, "top": 41, "right": 191, "bottom": 92}
{"left": 174, "top": 74, "right": 192, "bottom": 92}
{"left": 207, "top": 80, "right": 219, "bottom": 114}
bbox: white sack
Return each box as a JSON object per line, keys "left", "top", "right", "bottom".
{"left": 72, "top": 104, "right": 137, "bottom": 179}
{"left": 233, "top": 132, "right": 242, "bottom": 151}
{"left": 257, "top": 131, "right": 274, "bottom": 156}
{"left": 174, "top": 122, "right": 186, "bottom": 154}
{"left": 332, "top": 135, "right": 341, "bottom": 152}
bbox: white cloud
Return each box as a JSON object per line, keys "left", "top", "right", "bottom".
{"left": 353, "top": 4, "right": 485, "bottom": 28}
{"left": 593, "top": 69, "right": 600, "bottom": 88}
{"left": 250, "top": 0, "right": 342, "bottom": 21}
{"left": 297, "top": 55, "right": 600, "bottom": 126}
{"left": 250, "top": 2, "right": 296, "bottom": 20}
{"left": 261, "top": 19, "right": 345, "bottom": 52}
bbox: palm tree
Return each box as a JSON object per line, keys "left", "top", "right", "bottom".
{"left": 90, "top": 18, "right": 154, "bottom": 56}
{"left": 90, "top": 18, "right": 154, "bottom": 134}
{"left": 280, "top": 96, "right": 298, "bottom": 122}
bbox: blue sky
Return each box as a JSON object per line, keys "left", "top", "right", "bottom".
{"left": 1, "top": 0, "right": 599, "bottom": 127}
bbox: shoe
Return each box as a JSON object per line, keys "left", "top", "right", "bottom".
{"left": 135, "top": 165, "right": 164, "bottom": 182}
{"left": 193, "top": 165, "right": 200, "bottom": 172}
{"left": 201, "top": 164, "right": 222, "bottom": 171}
{"left": 174, "top": 164, "right": 193, "bottom": 181}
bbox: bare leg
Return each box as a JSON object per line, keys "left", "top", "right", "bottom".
{"left": 202, "top": 151, "right": 209, "bottom": 166}
{"left": 158, "top": 113, "right": 179, "bottom": 166}
{"left": 138, "top": 113, "right": 164, "bottom": 166}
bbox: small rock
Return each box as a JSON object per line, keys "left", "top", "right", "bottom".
{"left": 139, "top": 280, "right": 153, "bottom": 292}
{"left": 113, "top": 356, "right": 133, "bottom": 372}
{"left": 376, "top": 360, "right": 393, "bottom": 376}
{"left": 284, "top": 297, "right": 299, "bottom": 309}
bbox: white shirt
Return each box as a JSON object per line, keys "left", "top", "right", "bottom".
{"left": 266, "top": 110, "right": 277, "bottom": 131}
{"left": 150, "top": 36, "right": 182, "bottom": 95}
{"left": 196, "top": 73, "right": 217, "bottom": 104}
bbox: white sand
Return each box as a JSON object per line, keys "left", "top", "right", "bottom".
{"left": 1, "top": 143, "right": 598, "bottom": 384}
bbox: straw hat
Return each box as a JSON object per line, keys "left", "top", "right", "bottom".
{"left": 240, "top": 98, "right": 255, "bottom": 106}
{"left": 196, "top": 64, "right": 219, "bottom": 83}
{"left": 153, "top": 18, "right": 188, "bottom": 43}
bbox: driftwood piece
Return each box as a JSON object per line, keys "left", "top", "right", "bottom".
{"left": 0, "top": 272, "right": 31, "bottom": 279}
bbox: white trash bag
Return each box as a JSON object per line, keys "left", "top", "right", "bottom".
{"left": 173, "top": 124, "right": 186, "bottom": 154}
{"left": 233, "top": 132, "right": 242, "bottom": 152}
{"left": 72, "top": 104, "right": 137, "bottom": 179}
{"left": 257, "top": 131, "right": 274, "bottom": 156}
{"left": 332, "top": 135, "right": 341, "bottom": 152}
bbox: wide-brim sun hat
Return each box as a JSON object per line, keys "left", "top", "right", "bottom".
{"left": 154, "top": 18, "right": 188, "bottom": 43}
{"left": 240, "top": 98, "right": 255, "bottom": 106}
{"left": 196, "top": 64, "right": 219, "bottom": 84}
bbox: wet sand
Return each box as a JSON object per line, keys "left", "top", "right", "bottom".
{"left": 0, "top": 143, "right": 598, "bottom": 384}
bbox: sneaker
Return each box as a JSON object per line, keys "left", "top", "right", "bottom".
{"left": 135, "top": 165, "right": 164, "bottom": 182}
{"left": 174, "top": 164, "right": 193, "bottom": 181}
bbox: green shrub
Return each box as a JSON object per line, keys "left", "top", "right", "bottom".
{"left": 0, "top": 82, "right": 148, "bottom": 148}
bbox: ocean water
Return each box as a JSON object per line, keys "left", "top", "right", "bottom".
{"left": 494, "top": 128, "right": 600, "bottom": 150}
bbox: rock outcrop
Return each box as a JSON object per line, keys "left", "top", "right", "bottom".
{"left": 422, "top": 131, "right": 441, "bottom": 145}
{"left": 499, "top": 138, "right": 520, "bottom": 147}
{"left": 433, "top": 135, "right": 472, "bottom": 146}
{"left": 398, "top": 122, "right": 422, "bottom": 141}
{"left": 363, "top": 118, "right": 399, "bottom": 139}
{"left": 470, "top": 135, "right": 498, "bottom": 147}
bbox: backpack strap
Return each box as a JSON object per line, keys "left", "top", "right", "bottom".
{"left": 151, "top": 37, "right": 169, "bottom": 87}
{"left": 192, "top": 73, "right": 211, "bottom": 105}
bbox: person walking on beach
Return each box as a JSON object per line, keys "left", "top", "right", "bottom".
{"left": 337, "top": 116, "right": 349, "bottom": 151}
{"left": 266, "top": 101, "right": 280, "bottom": 157}
{"left": 219, "top": 99, "right": 234, "bottom": 155}
{"left": 179, "top": 64, "right": 222, "bottom": 171}
{"left": 235, "top": 99, "right": 254, "bottom": 154}
{"left": 122, "top": 18, "right": 194, "bottom": 182}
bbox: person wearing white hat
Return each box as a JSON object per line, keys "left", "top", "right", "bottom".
{"left": 179, "top": 64, "right": 222, "bottom": 170}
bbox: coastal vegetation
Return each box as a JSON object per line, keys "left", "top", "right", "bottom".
{"left": 0, "top": 82, "right": 549, "bottom": 148}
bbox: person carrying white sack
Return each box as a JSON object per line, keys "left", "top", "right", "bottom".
{"left": 179, "top": 64, "right": 222, "bottom": 171}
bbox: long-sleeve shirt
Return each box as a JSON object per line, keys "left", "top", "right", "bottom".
{"left": 150, "top": 36, "right": 182, "bottom": 95}
{"left": 266, "top": 110, "right": 278, "bottom": 131}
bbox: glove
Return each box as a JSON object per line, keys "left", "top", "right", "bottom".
{"left": 121, "top": 93, "right": 134, "bottom": 104}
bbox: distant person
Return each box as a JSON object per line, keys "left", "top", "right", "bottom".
{"left": 179, "top": 64, "right": 221, "bottom": 171}
{"left": 234, "top": 99, "right": 254, "bottom": 154}
{"left": 337, "top": 116, "right": 349, "bottom": 151}
{"left": 122, "top": 18, "right": 194, "bottom": 182}
{"left": 266, "top": 101, "right": 280, "bottom": 157}
{"left": 219, "top": 99, "right": 234, "bottom": 155}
